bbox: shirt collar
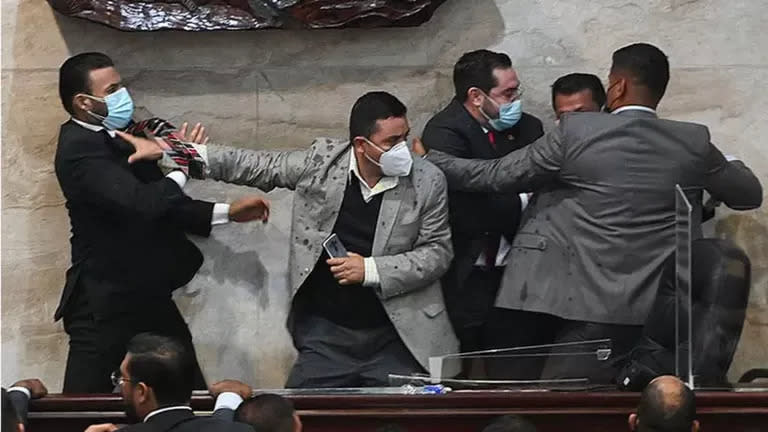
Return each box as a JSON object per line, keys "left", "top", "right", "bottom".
{"left": 71, "top": 117, "right": 116, "bottom": 138}
{"left": 611, "top": 105, "right": 657, "bottom": 116}
{"left": 143, "top": 406, "right": 193, "bottom": 422}
{"left": 348, "top": 147, "right": 399, "bottom": 203}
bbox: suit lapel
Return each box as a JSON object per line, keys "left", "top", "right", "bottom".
{"left": 372, "top": 180, "right": 405, "bottom": 255}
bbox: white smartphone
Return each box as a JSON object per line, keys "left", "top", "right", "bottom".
{"left": 322, "top": 233, "right": 348, "bottom": 259}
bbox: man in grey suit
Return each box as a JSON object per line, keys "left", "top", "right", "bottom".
{"left": 418, "top": 43, "right": 763, "bottom": 382}
{"left": 120, "top": 92, "right": 459, "bottom": 387}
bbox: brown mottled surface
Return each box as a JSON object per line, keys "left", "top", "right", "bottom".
{"left": 45, "top": 0, "right": 447, "bottom": 31}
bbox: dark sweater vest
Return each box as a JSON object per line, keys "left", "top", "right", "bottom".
{"left": 297, "top": 176, "right": 390, "bottom": 329}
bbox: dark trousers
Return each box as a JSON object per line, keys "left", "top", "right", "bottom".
{"left": 285, "top": 315, "right": 423, "bottom": 388}
{"left": 62, "top": 286, "right": 206, "bottom": 393}
{"left": 451, "top": 266, "right": 505, "bottom": 353}
{"left": 484, "top": 308, "right": 642, "bottom": 384}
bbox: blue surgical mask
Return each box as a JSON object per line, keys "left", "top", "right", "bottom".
{"left": 485, "top": 98, "right": 523, "bottom": 131}
{"left": 83, "top": 87, "right": 135, "bottom": 130}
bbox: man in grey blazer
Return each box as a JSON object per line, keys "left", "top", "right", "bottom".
{"left": 120, "top": 92, "right": 459, "bottom": 387}
{"left": 419, "top": 43, "right": 763, "bottom": 382}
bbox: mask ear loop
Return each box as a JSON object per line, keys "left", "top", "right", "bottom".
{"left": 77, "top": 93, "right": 107, "bottom": 121}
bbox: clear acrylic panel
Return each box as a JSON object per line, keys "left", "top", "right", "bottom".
{"left": 675, "top": 185, "right": 694, "bottom": 388}
{"left": 388, "top": 339, "right": 615, "bottom": 390}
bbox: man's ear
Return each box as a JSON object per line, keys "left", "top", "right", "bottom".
{"left": 74, "top": 94, "right": 93, "bottom": 113}
{"left": 467, "top": 87, "right": 484, "bottom": 107}
{"left": 628, "top": 413, "right": 638, "bottom": 431}
{"left": 136, "top": 382, "right": 150, "bottom": 404}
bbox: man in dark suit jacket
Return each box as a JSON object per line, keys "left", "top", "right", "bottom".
{"left": 84, "top": 334, "right": 253, "bottom": 432}
{"left": 422, "top": 50, "right": 543, "bottom": 359}
{"left": 55, "top": 53, "right": 269, "bottom": 393}
{"left": 423, "top": 43, "right": 763, "bottom": 381}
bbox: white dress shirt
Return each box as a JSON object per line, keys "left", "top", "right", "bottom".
{"left": 71, "top": 118, "right": 230, "bottom": 225}
{"left": 347, "top": 149, "right": 398, "bottom": 287}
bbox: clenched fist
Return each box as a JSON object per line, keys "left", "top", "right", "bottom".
{"left": 229, "top": 196, "right": 271, "bottom": 223}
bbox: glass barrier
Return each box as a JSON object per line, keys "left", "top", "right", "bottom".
{"left": 675, "top": 185, "right": 694, "bottom": 388}
{"left": 675, "top": 185, "right": 766, "bottom": 391}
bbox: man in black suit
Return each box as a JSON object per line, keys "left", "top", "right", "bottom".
{"left": 55, "top": 52, "right": 270, "bottom": 393}
{"left": 84, "top": 334, "right": 254, "bottom": 432}
{"left": 421, "top": 50, "right": 543, "bottom": 361}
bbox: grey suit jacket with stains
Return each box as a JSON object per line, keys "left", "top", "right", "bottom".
{"left": 206, "top": 138, "right": 459, "bottom": 375}
{"left": 428, "top": 110, "right": 762, "bottom": 325}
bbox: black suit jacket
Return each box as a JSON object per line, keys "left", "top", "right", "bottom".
{"left": 120, "top": 408, "right": 253, "bottom": 432}
{"left": 54, "top": 120, "right": 214, "bottom": 320}
{"left": 422, "top": 98, "right": 543, "bottom": 327}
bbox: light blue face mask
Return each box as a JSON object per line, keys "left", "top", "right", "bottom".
{"left": 83, "top": 87, "right": 135, "bottom": 130}
{"left": 486, "top": 98, "right": 523, "bottom": 131}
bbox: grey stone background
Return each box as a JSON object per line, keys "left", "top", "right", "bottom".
{"left": 2, "top": 0, "right": 766, "bottom": 390}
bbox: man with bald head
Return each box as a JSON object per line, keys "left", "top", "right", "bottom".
{"left": 629, "top": 376, "right": 699, "bottom": 432}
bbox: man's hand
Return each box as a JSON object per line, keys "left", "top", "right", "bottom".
{"left": 229, "top": 196, "right": 270, "bottom": 223}
{"left": 84, "top": 423, "right": 119, "bottom": 432}
{"left": 12, "top": 378, "right": 47, "bottom": 399}
{"left": 115, "top": 131, "right": 166, "bottom": 164}
{"left": 327, "top": 252, "right": 365, "bottom": 285}
{"left": 411, "top": 137, "right": 427, "bottom": 157}
{"left": 178, "top": 122, "right": 210, "bottom": 145}
{"left": 209, "top": 379, "right": 253, "bottom": 400}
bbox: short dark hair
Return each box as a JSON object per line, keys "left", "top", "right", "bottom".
{"left": 611, "top": 43, "right": 670, "bottom": 102}
{"left": 235, "top": 393, "right": 295, "bottom": 432}
{"left": 348, "top": 91, "right": 407, "bottom": 142}
{"left": 58, "top": 52, "right": 114, "bottom": 115}
{"left": 2, "top": 389, "right": 21, "bottom": 432}
{"left": 482, "top": 415, "right": 537, "bottom": 432}
{"left": 453, "top": 49, "right": 513, "bottom": 101}
{"left": 551, "top": 73, "right": 607, "bottom": 110}
{"left": 637, "top": 379, "right": 696, "bottom": 432}
{"left": 125, "top": 333, "right": 194, "bottom": 407}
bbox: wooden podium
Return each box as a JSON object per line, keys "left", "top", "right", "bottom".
{"left": 29, "top": 391, "right": 768, "bottom": 432}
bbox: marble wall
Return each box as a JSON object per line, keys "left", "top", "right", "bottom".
{"left": 2, "top": 0, "right": 766, "bottom": 390}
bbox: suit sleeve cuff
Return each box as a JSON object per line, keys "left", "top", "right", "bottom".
{"left": 212, "top": 203, "right": 231, "bottom": 226}
{"left": 7, "top": 387, "right": 30, "bottom": 399}
{"left": 214, "top": 392, "right": 243, "bottom": 411}
{"left": 363, "top": 257, "right": 380, "bottom": 287}
{"left": 166, "top": 170, "right": 188, "bottom": 188}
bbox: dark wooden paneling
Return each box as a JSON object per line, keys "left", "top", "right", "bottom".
{"left": 29, "top": 391, "right": 768, "bottom": 432}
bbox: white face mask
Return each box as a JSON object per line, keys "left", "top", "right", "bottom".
{"left": 363, "top": 139, "right": 413, "bottom": 177}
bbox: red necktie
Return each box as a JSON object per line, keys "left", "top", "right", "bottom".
{"left": 487, "top": 130, "right": 496, "bottom": 149}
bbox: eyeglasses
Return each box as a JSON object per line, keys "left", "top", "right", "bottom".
{"left": 111, "top": 370, "right": 132, "bottom": 387}
{"left": 484, "top": 86, "right": 524, "bottom": 104}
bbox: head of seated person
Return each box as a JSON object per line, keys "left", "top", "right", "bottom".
{"left": 551, "top": 73, "right": 606, "bottom": 120}
{"left": 629, "top": 375, "right": 699, "bottom": 432}
{"left": 235, "top": 393, "right": 302, "bottom": 432}
{"left": 117, "top": 333, "right": 194, "bottom": 423}
{"left": 482, "top": 414, "right": 537, "bottom": 432}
